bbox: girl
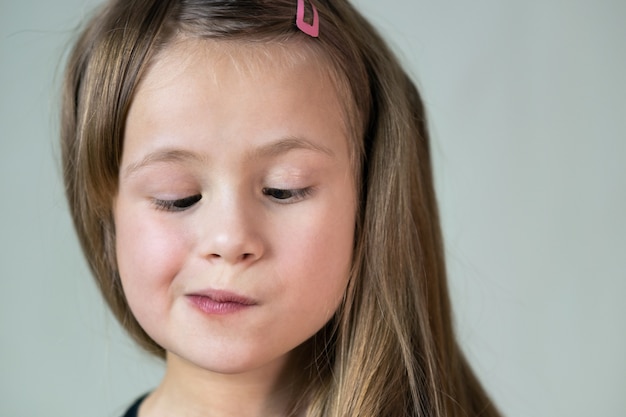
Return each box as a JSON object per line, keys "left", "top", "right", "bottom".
{"left": 61, "top": 0, "right": 501, "bottom": 416}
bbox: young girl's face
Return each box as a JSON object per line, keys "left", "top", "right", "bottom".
{"left": 113, "top": 40, "right": 356, "bottom": 376}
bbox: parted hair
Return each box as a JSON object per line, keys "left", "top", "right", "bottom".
{"left": 61, "top": 1, "right": 500, "bottom": 416}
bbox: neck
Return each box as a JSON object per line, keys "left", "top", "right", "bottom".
{"left": 140, "top": 352, "right": 296, "bottom": 417}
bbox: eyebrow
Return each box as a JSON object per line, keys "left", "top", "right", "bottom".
{"left": 247, "top": 136, "right": 335, "bottom": 160}
{"left": 121, "top": 136, "right": 334, "bottom": 179}
{"left": 121, "top": 149, "right": 203, "bottom": 179}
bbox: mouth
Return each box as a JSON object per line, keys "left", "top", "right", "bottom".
{"left": 186, "top": 290, "right": 256, "bottom": 315}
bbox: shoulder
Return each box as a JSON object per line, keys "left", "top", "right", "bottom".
{"left": 120, "top": 394, "right": 148, "bottom": 417}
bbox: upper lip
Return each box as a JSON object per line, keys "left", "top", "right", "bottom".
{"left": 187, "top": 289, "right": 257, "bottom": 305}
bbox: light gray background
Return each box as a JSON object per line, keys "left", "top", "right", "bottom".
{"left": 1, "top": 0, "right": 624, "bottom": 416}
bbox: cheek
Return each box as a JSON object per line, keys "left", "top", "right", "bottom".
{"left": 114, "top": 206, "right": 188, "bottom": 304}
{"left": 277, "top": 198, "right": 355, "bottom": 311}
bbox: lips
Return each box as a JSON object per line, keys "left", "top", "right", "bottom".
{"left": 186, "top": 290, "right": 256, "bottom": 315}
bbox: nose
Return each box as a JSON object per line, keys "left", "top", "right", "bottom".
{"left": 198, "top": 193, "right": 265, "bottom": 265}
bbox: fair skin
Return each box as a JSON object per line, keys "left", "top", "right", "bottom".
{"left": 113, "top": 39, "right": 356, "bottom": 417}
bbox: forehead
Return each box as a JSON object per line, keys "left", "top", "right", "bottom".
{"left": 136, "top": 38, "right": 339, "bottom": 113}
{"left": 126, "top": 37, "right": 358, "bottom": 154}
{"left": 138, "top": 38, "right": 354, "bottom": 129}
{"left": 124, "top": 38, "right": 353, "bottom": 163}
{"left": 140, "top": 37, "right": 340, "bottom": 98}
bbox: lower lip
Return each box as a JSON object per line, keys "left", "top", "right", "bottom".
{"left": 187, "top": 295, "right": 254, "bottom": 315}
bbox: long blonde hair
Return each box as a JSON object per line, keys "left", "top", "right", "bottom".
{"left": 61, "top": 1, "right": 501, "bottom": 416}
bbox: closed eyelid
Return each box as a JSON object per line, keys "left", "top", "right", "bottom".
{"left": 154, "top": 194, "right": 202, "bottom": 211}
{"left": 262, "top": 186, "right": 314, "bottom": 203}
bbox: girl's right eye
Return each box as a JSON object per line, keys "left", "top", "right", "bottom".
{"left": 153, "top": 194, "right": 202, "bottom": 212}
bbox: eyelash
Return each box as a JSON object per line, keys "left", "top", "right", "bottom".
{"left": 152, "top": 187, "right": 313, "bottom": 212}
{"left": 262, "top": 187, "right": 313, "bottom": 203}
{"left": 154, "top": 194, "right": 202, "bottom": 212}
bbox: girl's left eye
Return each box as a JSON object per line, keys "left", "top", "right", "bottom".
{"left": 262, "top": 187, "right": 312, "bottom": 203}
{"left": 154, "top": 194, "right": 202, "bottom": 212}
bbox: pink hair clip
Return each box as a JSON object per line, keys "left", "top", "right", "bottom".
{"left": 296, "top": 0, "right": 320, "bottom": 38}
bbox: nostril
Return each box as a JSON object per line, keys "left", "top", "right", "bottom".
{"left": 207, "top": 253, "right": 255, "bottom": 262}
